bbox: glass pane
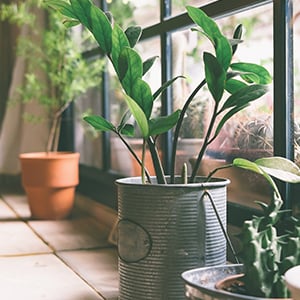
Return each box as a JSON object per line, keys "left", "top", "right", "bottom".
{"left": 172, "top": 0, "right": 217, "bottom": 16}
{"left": 107, "top": 0, "right": 160, "bottom": 28}
{"left": 110, "top": 37, "right": 161, "bottom": 176}
{"left": 172, "top": 3, "right": 273, "bottom": 208}
{"left": 75, "top": 86, "right": 103, "bottom": 168}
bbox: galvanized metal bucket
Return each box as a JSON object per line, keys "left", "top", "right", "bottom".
{"left": 116, "top": 176, "right": 230, "bottom": 300}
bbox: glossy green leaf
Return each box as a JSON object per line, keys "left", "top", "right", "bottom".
{"left": 111, "top": 24, "right": 130, "bottom": 74}
{"left": 143, "top": 56, "right": 158, "bottom": 76}
{"left": 220, "top": 84, "right": 269, "bottom": 112}
{"left": 131, "top": 78, "right": 153, "bottom": 119}
{"left": 231, "top": 63, "right": 272, "bottom": 84}
{"left": 124, "top": 94, "right": 149, "bottom": 137}
{"left": 118, "top": 110, "right": 132, "bottom": 131}
{"left": 204, "top": 52, "right": 225, "bottom": 103}
{"left": 119, "top": 47, "right": 143, "bottom": 94}
{"left": 231, "top": 24, "right": 243, "bottom": 55}
{"left": 215, "top": 35, "right": 232, "bottom": 71}
{"left": 70, "top": 0, "right": 91, "bottom": 29}
{"left": 120, "top": 124, "right": 135, "bottom": 136}
{"left": 125, "top": 26, "right": 142, "bottom": 48}
{"left": 149, "top": 110, "right": 181, "bottom": 136}
{"left": 255, "top": 157, "right": 300, "bottom": 183}
{"left": 225, "top": 79, "right": 247, "bottom": 94}
{"left": 83, "top": 115, "right": 115, "bottom": 132}
{"left": 45, "top": 0, "right": 78, "bottom": 20}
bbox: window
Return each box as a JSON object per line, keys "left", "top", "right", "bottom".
{"left": 70, "top": 0, "right": 298, "bottom": 222}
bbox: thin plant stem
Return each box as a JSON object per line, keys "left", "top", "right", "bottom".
{"left": 170, "top": 79, "right": 206, "bottom": 183}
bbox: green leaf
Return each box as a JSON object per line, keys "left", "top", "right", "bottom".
{"left": 112, "top": 24, "right": 130, "bottom": 74}
{"left": 220, "top": 84, "right": 269, "bottom": 111}
{"left": 204, "top": 52, "right": 225, "bottom": 103}
{"left": 215, "top": 35, "right": 232, "bottom": 71}
{"left": 120, "top": 124, "right": 135, "bottom": 136}
{"left": 89, "top": 5, "right": 112, "bottom": 54}
{"left": 231, "top": 24, "right": 243, "bottom": 55}
{"left": 143, "top": 56, "right": 158, "bottom": 76}
{"left": 152, "top": 75, "right": 185, "bottom": 100}
{"left": 255, "top": 157, "right": 300, "bottom": 183}
{"left": 225, "top": 79, "right": 247, "bottom": 94}
{"left": 70, "top": 0, "right": 91, "bottom": 29}
{"left": 233, "top": 158, "right": 277, "bottom": 192}
{"left": 149, "top": 110, "right": 181, "bottom": 136}
{"left": 131, "top": 78, "right": 153, "bottom": 119}
{"left": 119, "top": 47, "right": 143, "bottom": 94}
{"left": 124, "top": 94, "right": 149, "bottom": 137}
{"left": 46, "top": 0, "right": 78, "bottom": 20}
{"left": 84, "top": 115, "right": 115, "bottom": 132}
{"left": 231, "top": 63, "right": 272, "bottom": 84}
{"left": 125, "top": 25, "right": 142, "bottom": 48}
{"left": 117, "top": 110, "right": 132, "bottom": 131}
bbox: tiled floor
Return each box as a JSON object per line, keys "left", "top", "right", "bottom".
{"left": 0, "top": 192, "right": 119, "bottom": 300}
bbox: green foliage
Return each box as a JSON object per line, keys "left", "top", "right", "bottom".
{"left": 232, "top": 157, "right": 300, "bottom": 298}
{"left": 1, "top": 0, "right": 104, "bottom": 152}
{"left": 46, "top": 0, "right": 271, "bottom": 184}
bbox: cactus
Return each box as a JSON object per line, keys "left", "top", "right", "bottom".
{"left": 233, "top": 157, "right": 300, "bottom": 298}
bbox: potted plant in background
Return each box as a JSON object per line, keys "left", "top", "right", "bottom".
{"left": 0, "top": 0, "right": 103, "bottom": 219}
{"left": 47, "top": 0, "right": 274, "bottom": 298}
{"left": 182, "top": 156, "right": 300, "bottom": 299}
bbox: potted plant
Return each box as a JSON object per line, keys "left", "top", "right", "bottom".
{"left": 1, "top": 0, "right": 103, "bottom": 219}
{"left": 47, "top": 1, "right": 273, "bottom": 298}
{"left": 182, "top": 156, "right": 300, "bottom": 299}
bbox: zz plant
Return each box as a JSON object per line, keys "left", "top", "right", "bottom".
{"left": 47, "top": 0, "right": 272, "bottom": 184}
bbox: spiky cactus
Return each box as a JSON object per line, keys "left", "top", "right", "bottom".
{"left": 233, "top": 157, "right": 300, "bottom": 298}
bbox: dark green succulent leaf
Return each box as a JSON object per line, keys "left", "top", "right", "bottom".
{"left": 125, "top": 25, "right": 142, "bottom": 48}
{"left": 255, "top": 157, "right": 300, "bottom": 183}
{"left": 204, "top": 52, "right": 225, "bottom": 103}
{"left": 149, "top": 110, "right": 181, "bottom": 136}
{"left": 225, "top": 78, "right": 247, "bottom": 94}
{"left": 119, "top": 47, "right": 143, "bottom": 94}
{"left": 143, "top": 56, "right": 158, "bottom": 76}
{"left": 70, "top": 0, "right": 91, "bottom": 30}
{"left": 231, "top": 24, "right": 243, "bottom": 55}
{"left": 84, "top": 115, "right": 115, "bottom": 132}
{"left": 231, "top": 63, "right": 272, "bottom": 84}
{"left": 112, "top": 24, "right": 130, "bottom": 74}
{"left": 153, "top": 75, "right": 185, "bottom": 100}
{"left": 120, "top": 123, "right": 135, "bottom": 136}
{"left": 46, "top": 0, "right": 78, "bottom": 19}
{"left": 131, "top": 78, "right": 153, "bottom": 119}
{"left": 124, "top": 94, "right": 149, "bottom": 137}
{"left": 220, "top": 84, "right": 269, "bottom": 112}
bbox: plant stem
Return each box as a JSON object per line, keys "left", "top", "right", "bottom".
{"left": 189, "top": 103, "right": 218, "bottom": 183}
{"left": 117, "top": 133, "right": 152, "bottom": 183}
{"left": 147, "top": 136, "right": 167, "bottom": 184}
{"left": 170, "top": 79, "right": 206, "bottom": 183}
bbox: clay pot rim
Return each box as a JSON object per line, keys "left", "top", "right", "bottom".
{"left": 19, "top": 151, "right": 79, "bottom": 160}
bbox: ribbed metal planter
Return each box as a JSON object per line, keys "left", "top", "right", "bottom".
{"left": 116, "top": 176, "right": 230, "bottom": 300}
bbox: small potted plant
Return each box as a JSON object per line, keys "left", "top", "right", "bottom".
{"left": 182, "top": 156, "right": 300, "bottom": 299}
{"left": 1, "top": 0, "right": 103, "bottom": 219}
{"left": 47, "top": 1, "right": 273, "bottom": 298}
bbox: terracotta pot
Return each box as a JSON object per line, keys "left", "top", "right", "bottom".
{"left": 19, "top": 152, "right": 80, "bottom": 220}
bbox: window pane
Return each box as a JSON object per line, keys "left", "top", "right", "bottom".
{"left": 172, "top": 0, "right": 217, "bottom": 16}
{"left": 172, "top": 3, "right": 273, "bottom": 208}
{"left": 75, "top": 87, "right": 103, "bottom": 168}
{"left": 110, "top": 37, "right": 161, "bottom": 176}
{"left": 108, "top": 0, "right": 160, "bottom": 28}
